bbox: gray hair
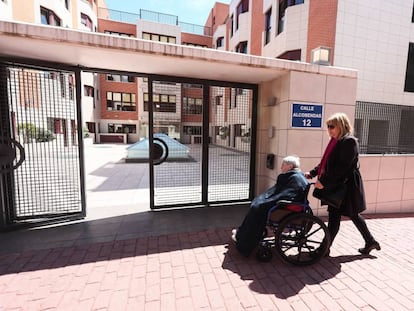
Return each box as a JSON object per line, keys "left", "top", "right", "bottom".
{"left": 282, "top": 155, "right": 300, "bottom": 169}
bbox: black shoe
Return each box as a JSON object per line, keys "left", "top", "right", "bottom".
{"left": 358, "top": 240, "right": 381, "bottom": 255}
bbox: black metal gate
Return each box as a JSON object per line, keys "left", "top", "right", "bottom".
{"left": 147, "top": 77, "right": 257, "bottom": 209}
{"left": 0, "top": 61, "right": 85, "bottom": 229}
{"left": 0, "top": 60, "right": 257, "bottom": 228}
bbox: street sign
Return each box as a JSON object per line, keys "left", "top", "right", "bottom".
{"left": 291, "top": 103, "right": 323, "bottom": 128}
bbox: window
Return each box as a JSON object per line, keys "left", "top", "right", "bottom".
{"left": 277, "top": 49, "right": 301, "bottom": 61}
{"left": 235, "top": 41, "right": 248, "bottom": 54}
{"left": 84, "top": 85, "right": 94, "bottom": 97}
{"left": 405, "top": 43, "right": 414, "bottom": 92}
{"left": 215, "top": 95, "right": 222, "bottom": 106}
{"left": 230, "top": 88, "right": 244, "bottom": 109}
{"left": 104, "top": 30, "right": 134, "bottom": 37}
{"left": 236, "top": 0, "right": 249, "bottom": 30}
{"left": 106, "top": 74, "right": 135, "bottom": 83}
{"left": 216, "top": 36, "right": 224, "bottom": 48}
{"left": 106, "top": 92, "right": 136, "bottom": 111}
{"left": 278, "top": 0, "right": 287, "bottom": 34}
{"left": 412, "top": 3, "right": 414, "bottom": 23}
{"left": 355, "top": 101, "right": 414, "bottom": 154}
{"left": 81, "top": 13, "right": 93, "bottom": 31}
{"left": 182, "top": 42, "right": 208, "bottom": 48}
{"left": 234, "top": 124, "right": 242, "bottom": 137}
{"left": 183, "top": 83, "right": 202, "bottom": 89}
{"left": 142, "top": 32, "right": 176, "bottom": 44}
{"left": 278, "top": 0, "right": 304, "bottom": 35}
{"left": 143, "top": 93, "right": 176, "bottom": 113}
{"left": 59, "top": 74, "right": 66, "bottom": 97}
{"left": 183, "top": 126, "right": 201, "bottom": 135}
{"left": 183, "top": 97, "right": 202, "bottom": 115}
{"left": 230, "top": 15, "right": 234, "bottom": 37}
{"left": 108, "top": 124, "right": 136, "bottom": 134}
{"left": 264, "top": 9, "right": 272, "bottom": 45}
{"left": 69, "top": 74, "right": 74, "bottom": 100}
{"left": 40, "top": 7, "right": 61, "bottom": 26}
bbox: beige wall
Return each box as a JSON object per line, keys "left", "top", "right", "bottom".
{"left": 256, "top": 68, "right": 414, "bottom": 216}
{"left": 12, "top": 0, "right": 35, "bottom": 22}
{"left": 255, "top": 68, "right": 408, "bottom": 216}
{"left": 361, "top": 155, "right": 414, "bottom": 214}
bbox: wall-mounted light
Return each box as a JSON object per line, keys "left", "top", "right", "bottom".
{"left": 311, "top": 46, "right": 331, "bottom": 66}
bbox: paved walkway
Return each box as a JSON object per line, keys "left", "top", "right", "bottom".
{"left": 1, "top": 144, "right": 414, "bottom": 310}
{"left": 1, "top": 211, "right": 413, "bottom": 310}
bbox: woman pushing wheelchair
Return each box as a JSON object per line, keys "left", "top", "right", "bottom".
{"left": 305, "top": 112, "right": 380, "bottom": 256}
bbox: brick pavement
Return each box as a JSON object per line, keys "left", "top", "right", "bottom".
{"left": 0, "top": 215, "right": 414, "bottom": 310}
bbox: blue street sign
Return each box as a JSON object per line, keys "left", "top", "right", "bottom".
{"left": 291, "top": 103, "right": 323, "bottom": 128}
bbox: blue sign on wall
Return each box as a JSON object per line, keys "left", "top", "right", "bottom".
{"left": 291, "top": 103, "right": 323, "bottom": 128}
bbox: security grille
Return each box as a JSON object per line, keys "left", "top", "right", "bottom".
{"left": 355, "top": 101, "right": 414, "bottom": 154}
{"left": 208, "top": 86, "right": 252, "bottom": 202}
{"left": 3, "top": 64, "right": 83, "bottom": 220}
{"left": 149, "top": 79, "right": 256, "bottom": 209}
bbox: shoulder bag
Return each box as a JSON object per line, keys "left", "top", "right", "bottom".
{"left": 312, "top": 181, "right": 348, "bottom": 209}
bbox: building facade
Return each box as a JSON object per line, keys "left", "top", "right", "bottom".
{"left": 207, "top": 0, "right": 414, "bottom": 154}
{"left": 1, "top": 0, "right": 413, "bottom": 218}
{"left": 0, "top": 0, "right": 104, "bottom": 145}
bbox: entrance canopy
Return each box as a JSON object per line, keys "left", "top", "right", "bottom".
{"left": 0, "top": 21, "right": 350, "bottom": 83}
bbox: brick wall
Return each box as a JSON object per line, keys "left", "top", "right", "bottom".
{"left": 99, "top": 75, "right": 139, "bottom": 121}
{"left": 306, "top": 0, "right": 338, "bottom": 64}
{"left": 250, "top": 0, "right": 264, "bottom": 56}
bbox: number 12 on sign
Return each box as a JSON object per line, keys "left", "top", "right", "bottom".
{"left": 302, "top": 119, "right": 312, "bottom": 126}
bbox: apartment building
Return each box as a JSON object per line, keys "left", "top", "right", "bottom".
{"left": 1, "top": 0, "right": 103, "bottom": 146}
{"left": 2, "top": 0, "right": 248, "bottom": 148}
{"left": 206, "top": 0, "right": 414, "bottom": 154}
{"left": 95, "top": 7, "right": 236, "bottom": 145}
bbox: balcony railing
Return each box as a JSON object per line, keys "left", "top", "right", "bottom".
{"left": 98, "top": 8, "right": 212, "bottom": 36}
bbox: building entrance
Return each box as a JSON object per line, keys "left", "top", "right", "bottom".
{"left": 0, "top": 60, "right": 257, "bottom": 229}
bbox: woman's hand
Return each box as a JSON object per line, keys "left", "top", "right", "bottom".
{"left": 305, "top": 172, "right": 313, "bottom": 179}
{"left": 315, "top": 180, "right": 324, "bottom": 189}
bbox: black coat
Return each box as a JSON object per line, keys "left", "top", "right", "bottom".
{"left": 309, "top": 134, "right": 366, "bottom": 217}
{"left": 256, "top": 169, "right": 309, "bottom": 206}
{"left": 236, "top": 169, "right": 308, "bottom": 256}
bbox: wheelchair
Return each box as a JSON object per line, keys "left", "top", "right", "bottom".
{"left": 255, "top": 183, "right": 331, "bottom": 266}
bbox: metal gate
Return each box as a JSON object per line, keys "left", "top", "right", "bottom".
{"left": 147, "top": 77, "right": 257, "bottom": 209}
{"left": 0, "top": 62, "right": 85, "bottom": 229}
{"left": 0, "top": 60, "right": 257, "bottom": 228}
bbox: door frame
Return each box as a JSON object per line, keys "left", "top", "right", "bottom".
{"left": 147, "top": 74, "right": 258, "bottom": 210}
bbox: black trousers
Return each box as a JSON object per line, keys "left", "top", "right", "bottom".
{"left": 327, "top": 206, "right": 374, "bottom": 246}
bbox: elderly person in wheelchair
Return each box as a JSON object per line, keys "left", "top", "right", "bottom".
{"left": 232, "top": 155, "right": 308, "bottom": 257}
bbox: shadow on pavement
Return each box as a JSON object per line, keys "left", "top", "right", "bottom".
{"left": 0, "top": 204, "right": 250, "bottom": 276}
{"left": 221, "top": 243, "right": 378, "bottom": 299}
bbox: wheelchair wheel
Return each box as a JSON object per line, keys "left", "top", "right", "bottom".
{"left": 274, "top": 213, "right": 330, "bottom": 266}
{"left": 256, "top": 246, "right": 273, "bottom": 262}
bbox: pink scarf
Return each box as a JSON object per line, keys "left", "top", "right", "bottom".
{"left": 318, "top": 138, "right": 338, "bottom": 177}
